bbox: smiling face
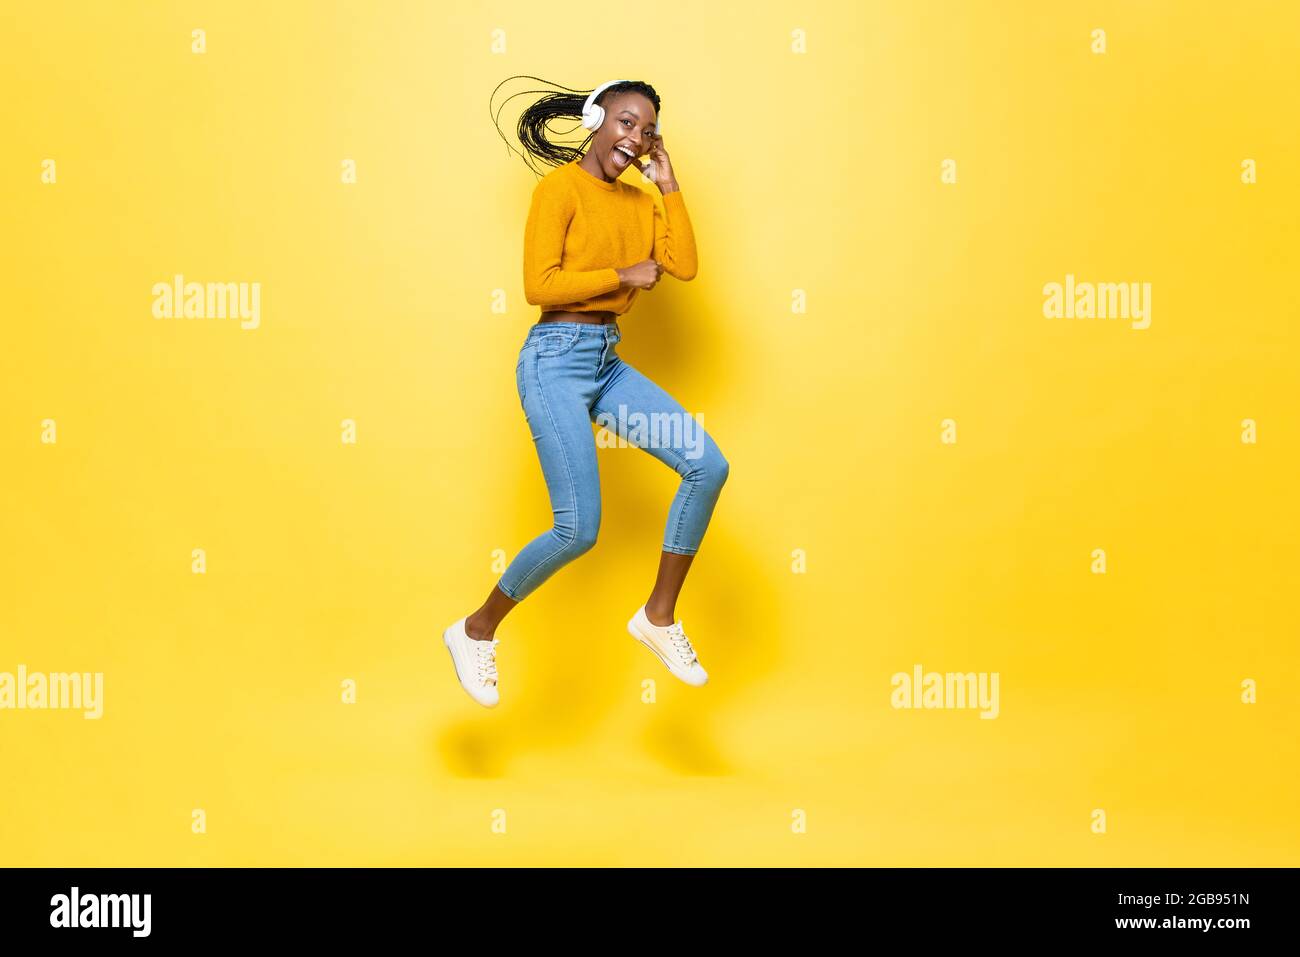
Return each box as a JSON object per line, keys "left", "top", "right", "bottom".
{"left": 590, "top": 91, "right": 658, "bottom": 179}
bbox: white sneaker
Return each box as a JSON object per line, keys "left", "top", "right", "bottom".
{"left": 627, "top": 606, "right": 708, "bottom": 686}
{"left": 443, "top": 617, "right": 500, "bottom": 707}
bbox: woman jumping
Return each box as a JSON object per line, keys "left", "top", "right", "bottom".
{"left": 443, "top": 77, "right": 730, "bottom": 707}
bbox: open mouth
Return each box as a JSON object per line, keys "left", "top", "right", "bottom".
{"left": 611, "top": 145, "right": 636, "bottom": 170}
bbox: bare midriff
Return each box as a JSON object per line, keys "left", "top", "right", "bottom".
{"left": 538, "top": 310, "right": 617, "bottom": 325}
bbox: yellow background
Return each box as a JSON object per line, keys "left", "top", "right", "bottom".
{"left": 2, "top": 0, "right": 1296, "bottom": 866}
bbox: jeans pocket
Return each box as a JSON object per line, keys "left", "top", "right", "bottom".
{"left": 534, "top": 328, "right": 580, "bottom": 358}
{"left": 515, "top": 353, "right": 528, "bottom": 402}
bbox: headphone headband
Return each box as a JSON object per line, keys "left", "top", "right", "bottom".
{"left": 581, "top": 79, "right": 661, "bottom": 135}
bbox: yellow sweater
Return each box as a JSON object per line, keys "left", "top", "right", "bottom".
{"left": 523, "top": 158, "right": 698, "bottom": 316}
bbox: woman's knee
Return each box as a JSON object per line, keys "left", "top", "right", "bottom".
{"left": 692, "top": 443, "right": 730, "bottom": 492}
{"left": 567, "top": 522, "right": 599, "bottom": 556}
{"left": 553, "top": 504, "right": 601, "bottom": 557}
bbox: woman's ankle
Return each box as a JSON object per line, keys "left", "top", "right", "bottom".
{"left": 643, "top": 603, "right": 675, "bottom": 627}
{"left": 464, "top": 613, "right": 495, "bottom": 641}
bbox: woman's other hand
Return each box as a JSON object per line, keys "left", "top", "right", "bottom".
{"left": 617, "top": 259, "right": 663, "bottom": 290}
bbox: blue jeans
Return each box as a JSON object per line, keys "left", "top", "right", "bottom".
{"left": 497, "top": 321, "right": 730, "bottom": 601}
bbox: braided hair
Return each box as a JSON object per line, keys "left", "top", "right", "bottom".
{"left": 490, "top": 75, "right": 661, "bottom": 179}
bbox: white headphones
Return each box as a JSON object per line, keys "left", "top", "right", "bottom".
{"left": 581, "top": 79, "right": 662, "bottom": 136}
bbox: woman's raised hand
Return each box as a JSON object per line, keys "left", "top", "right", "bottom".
{"left": 634, "top": 132, "right": 677, "bottom": 192}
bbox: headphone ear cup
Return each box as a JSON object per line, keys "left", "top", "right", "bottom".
{"left": 583, "top": 105, "right": 605, "bottom": 131}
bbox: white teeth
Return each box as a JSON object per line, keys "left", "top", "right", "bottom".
{"left": 615, "top": 146, "right": 634, "bottom": 158}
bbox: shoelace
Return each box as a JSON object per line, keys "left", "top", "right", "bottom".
{"left": 664, "top": 622, "right": 697, "bottom": 663}
{"left": 474, "top": 637, "right": 499, "bottom": 686}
